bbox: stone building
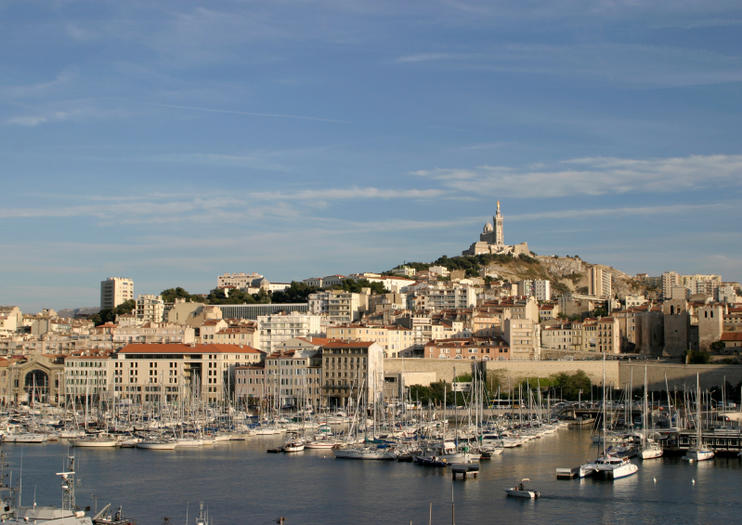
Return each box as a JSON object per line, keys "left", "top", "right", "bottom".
{"left": 320, "top": 341, "right": 384, "bottom": 409}
{"left": 462, "top": 201, "right": 529, "bottom": 256}
{"left": 0, "top": 354, "right": 65, "bottom": 405}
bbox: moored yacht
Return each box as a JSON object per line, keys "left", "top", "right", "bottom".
{"left": 595, "top": 455, "right": 639, "bottom": 480}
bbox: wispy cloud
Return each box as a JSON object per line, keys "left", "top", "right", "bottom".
{"left": 155, "top": 103, "right": 349, "bottom": 124}
{"left": 1, "top": 70, "right": 75, "bottom": 99}
{"left": 413, "top": 154, "right": 742, "bottom": 198}
{"left": 508, "top": 201, "right": 741, "bottom": 222}
{"left": 5, "top": 104, "right": 128, "bottom": 127}
{"left": 395, "top": 52, "right": 474, "bottom": 63}
{"left": 393, "top": 43, "right": 742, "bottom": 87}
{"left": 248, "top": 187, "right": 447, "bottom": 201}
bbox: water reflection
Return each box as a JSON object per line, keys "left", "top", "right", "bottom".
{"left": 1, "top": 431, "right": 741, "bottom": 524}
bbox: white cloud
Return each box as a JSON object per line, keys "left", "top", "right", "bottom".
{"left": 414, "top": 154, "right": 742, "bottom": 198}
{"left": 248, "top": 187, "right": 446, "bottom": 201}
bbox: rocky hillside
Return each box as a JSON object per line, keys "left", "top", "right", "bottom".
{"left": 391, "top": 253, "right": 653, "bottom": 299}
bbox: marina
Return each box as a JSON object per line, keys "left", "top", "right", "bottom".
{"left": 1, "top": 425, "right": 741, "bottom": 524}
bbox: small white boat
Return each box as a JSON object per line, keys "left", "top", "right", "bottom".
{"left": 304, "top": 440, "right": 337, "bottom": 449}
{"left": 578, "top": 462, "right": 597, "bottom": 478}
{"left": 72, "top": 435, "right": 118, "bottom": 448}
{"left": 595, "top": 455, "right": 639, "bottom": 479}
{"left": 283, "top": 441, "right": 305, "bottom": 453}
{"left": 640, "top": 442, "right": 663, "bottom": 460}
{"left": 175, "top": 437, "right": 204, "bottom": 448}
{"left": 684, "top": 448, "right": 714, "bottom": 462}
{"left": 505, "top": 478, "right": 540, "bottom": 499}
{"left": 137, "top": 439, "right": 176, "bottom": 450}
{"left": 5, "top": 432, "right": 48, "bottom": 443}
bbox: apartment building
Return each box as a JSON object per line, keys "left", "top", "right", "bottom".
{"left": 136, "top": 294, "right": 165, "bottom": 323}
{"left": 64, "top": 356, "right": 112, "bottom": 403}
{"left": 100, "top": 277, "right": 134, "bottom": 310}
{"left": 423, "top": 337, "right": 509, "bottom": 361}
{"left": 111, "top": 343, "right": 264, "bottom": 405}
{"left": 320, "top": 341, "right": 384, "bottom": 409}
{"left": 308, "top": 290, "right": 368, "bottom": 324}
{"left": 326, "top": 324, "right": 417, "bottom": 358}
{"left": 264, "top": 349, "right": 322, "bottom": 410}
{"left": 588, "top": 267, "right": 612, "bottom": 299}
{"left": 504, "top": 318, "right": 541, "bottom": 360}
{"left": 517, "top": 280, "right": 552, "bottom": 301}
{"left": 256, "top": 312, "right": 323, "bottom": 353}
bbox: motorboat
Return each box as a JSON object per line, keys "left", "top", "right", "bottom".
{"left": 505, "top": 478, "right": 540, "bottom": 499}
{"left": 283, "top": 440, "right": 305, "bottom": 453}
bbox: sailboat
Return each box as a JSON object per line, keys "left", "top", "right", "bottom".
{"left": 581, "top": 345, "right": 638, "bottom": 480}
{"left": 640, "top": 366, "right": 663, "bottom": 460}
{"left": 683, "top": 373, "right": 714, "bottom": 462}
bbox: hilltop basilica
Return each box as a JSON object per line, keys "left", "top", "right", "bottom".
{"left": 462, "top": 201, "right": 530, "bottom": 256}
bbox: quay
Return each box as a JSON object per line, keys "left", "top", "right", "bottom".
{"left": 664, "top": 429, "right": 742, "bottom": 455}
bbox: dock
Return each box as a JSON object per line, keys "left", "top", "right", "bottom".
{"left": 556, "top": 467, "right": 579, "bottom": 479}
{"left": 451, "top": 463, "right": 479, "bottom": 480}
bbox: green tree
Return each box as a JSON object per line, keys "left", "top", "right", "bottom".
{"left": 271, "top": 281, "right": 319, "bottom": 303}
{"left": 161, "top": 287, "right": 199, "bottom": 303}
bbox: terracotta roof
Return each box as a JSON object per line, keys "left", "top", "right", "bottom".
{"left": 322, "top": 340, "right": 376, "bottom": 349}
{"left": 118, "top": 343, "right": 264, "bottom": 354}
{"left": 721, "top": 332, "right": 742, "bottom": 341}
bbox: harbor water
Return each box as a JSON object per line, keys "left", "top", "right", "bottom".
{"left": 5, "top": 429, "right": 740, "bottom": 524}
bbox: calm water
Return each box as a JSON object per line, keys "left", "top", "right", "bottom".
{"left": 4, "top": 430, "right": 741, "bottom": 525}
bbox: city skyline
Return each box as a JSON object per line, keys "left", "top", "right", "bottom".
{"left": 2, "top": 1, "right": 741, "bottom": 311}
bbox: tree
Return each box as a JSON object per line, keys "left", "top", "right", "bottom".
{"left": 271, "top": 281, "right": 318, "bottom": 303}
{"left": 685, "top": 349, "right": 710, "bottom": 364}
{"left": 331, "top": 279, "right": 388, "bottom": 294}
{"left": 161, "top": 287, "right": 199, "bottom": 303}
{"left": 90, "top": 299, "right": 135, "bottom": 326}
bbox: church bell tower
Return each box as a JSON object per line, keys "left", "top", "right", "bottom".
{"left": 494, "top": 200, "right": 504, "bottom": 245}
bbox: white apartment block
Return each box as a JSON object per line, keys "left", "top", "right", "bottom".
{"left": 112, "top": 323, "right": 196, "bottom": 345}
{"left": 407, "top": 283, "right": 477, "bottom": 311}
{"left": 217, "top": 272, "right": 265, "bottom": 289}
{"left": 504, "top": 318, "right": 541, "bottom": 360}
{"left": 662, "top": 271, "right": 722, "bottom": 299}
{"left": 64, "top": 356, "right": 112, "bottom": 402}
{"left": 326, "top": 324, "right": 417, "bottom": 358}
{"left": 624, "top": 295, "right": 648, "bottom": 308}
{"left": 541, "top": 325, "right": 580, "bottom": 352}
{"left": 100, "top": 277, "right": 134, "bottom": 310}
{"left": 308, "top": 290, "right": 368, "bottom": 324}
{"left": 717, "top": 285, "right": 738, "bottom": 304}
{"left": 0, "top": 306, "right": 22, "bottom": 335}
{"left": 136, "top": 294, "right": 165, "bottom": 323}
{"left": 576, "top": 317, "right": 621, "bottom": 354}
{"left": 588, "top": 267, "right": 611, "bottom": 299}
{"left": 257, "top": 312, "right": 323, "bottom": 352}
{"left": 517, "top": 280, "right": 551, "bottom": 301}
{"left": 264, "top": 349, "right": 322, "bottom": 410}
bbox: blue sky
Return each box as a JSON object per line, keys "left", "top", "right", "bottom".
{"left": 2, "top": 0, "right": 742, "bottom": 311}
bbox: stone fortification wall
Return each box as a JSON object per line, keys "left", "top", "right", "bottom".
{"left": 384, "top": 359, "right": 620, "bottom": 387}
{"left": 619, "top": 362, "right": 742, "bottom": 392}
{"left": 385, "top": 358, "right": 742, "bottom": 391}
